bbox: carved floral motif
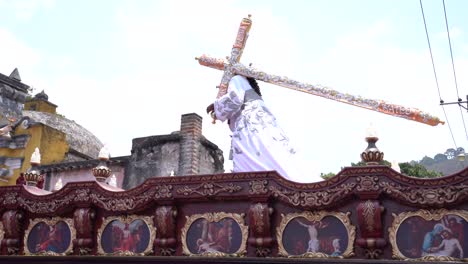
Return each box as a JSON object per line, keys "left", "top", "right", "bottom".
{"left": 249, "top": 180, "right": 268, "bottom": 195}
{"left": 356, "top": 176, "right": 379, "bottom": 192}
{"left": 269, "top": 183, "right": 356, "bottom": 207}
{"left": 154, "top": 185, "right": 173, "bottom": 199}
{"left": 176, "top": 182, "right": 242, "bottom": 197}
{"left": 89, "top": 190, "right": 155, "bottom": 211}
{"left": 251, "top": 203, "right": 266, "bottom": 234}
{"left": 380, "top": 182, "right": 468, "bottom": 206}
{"left": 362, "top": 200, "right": 375, "bottom": 232}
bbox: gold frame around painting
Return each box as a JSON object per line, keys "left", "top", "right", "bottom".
{"left": 96, "top": 215, "right": 156, "bottom": 256}
{"left": 0, "top": 221, "right": 4, "bottom": 246}
{"left": 181, "top": 212, "right": 248, "bottom": 257}
{"left": 276, "top": 211, "right": 356, "bottom": 258}
{"left": 389, "top": 209, "right": 468, "bottom": 262}
{"left": 23, "top": 217, "right": 75, "bottom": 256}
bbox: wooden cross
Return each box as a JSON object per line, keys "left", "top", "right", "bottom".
{"left": 196, "top": 15, "right": 444, "bottom": 126}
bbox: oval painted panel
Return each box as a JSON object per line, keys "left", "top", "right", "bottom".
{"left": 100, "top": 219, "right": 151, "bottom": 254}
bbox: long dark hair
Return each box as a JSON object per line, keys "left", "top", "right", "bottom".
{"left": 246, "top": 77, "right": 262, "bottom": 96}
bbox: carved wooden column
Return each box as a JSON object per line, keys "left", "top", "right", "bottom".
{"left": 1, "top": 210, "right": 24, "bottom": 255}
{"left": 248, "top": 203, "right": 273, "bottom": 257}
{"left": 355, "top": 176, "right": 386, "bottom": 259}
{"left": 73, "top": 208, "right": 95, "bottom": 255}
{"left": 154, "top": 205, "right": 177, "bottom": 256}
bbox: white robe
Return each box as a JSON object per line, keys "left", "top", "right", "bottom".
{"left": 214, "top": 75, "right": 298, "bottom": 181}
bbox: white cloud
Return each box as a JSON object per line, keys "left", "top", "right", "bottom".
{"left": 0, "top": 0, "right": 55, "bottom": 20}
{"left": 0, "top": 28, "right": 41, "bottom": 79}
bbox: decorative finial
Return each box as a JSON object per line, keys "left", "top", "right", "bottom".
{"left": 391, "top": 160, "right": 401, "bottom": 173}
{"left": 170, "top": 170, "right": 175, "bottom": 177}
{"left": 54, "top": 178, "right": 63, "bottom": 191}
{"left": 108, "top": 174, "right": 117, "bottom": 187}
{"left": 24, "top": 148, "right": 43, "bottom": 187}
{"left": 98, "top": 145, "right": 110, "bottom": 160}
{"left": 31, "top": 147, "right": 41, "bottom": 165}
{"left": 361, "top": 123, "right": 384, "bottom": 165}
{"left": 93, "top": 146, "right": 112, "bottom": 183}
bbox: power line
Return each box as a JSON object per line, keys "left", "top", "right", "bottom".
{"left": 442, "top": 106, "right": 459, "bottom": 149}
{"left": 442, "top": 0, "right": 468, "bottom": 141}
{"left": 419, "top": 0, "right": 443, "bottom": 101}
{"left": 442, "top": 0, "right": 461, "bottom": 99}
{"left": 419, "top": 0, "right": 458, "bottom": 148}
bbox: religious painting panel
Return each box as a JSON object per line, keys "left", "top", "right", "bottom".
{"left": 24, "top": 217, "right": 74, "bottom": 255}
{"left": 277, "top": 211, "right": 355, "bottom": 258}
{"left": 390, "top": 209, "right": 468, "bottom": 261}
{"left": 181, "top": 212, "right": 248, "bottom": 257}
{"left": 97, "top": 215, "right": 155, "bottom": 256}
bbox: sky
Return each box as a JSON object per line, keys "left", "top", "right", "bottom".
{"left": 1, "top": 0, "right": 468, "bottom": 182}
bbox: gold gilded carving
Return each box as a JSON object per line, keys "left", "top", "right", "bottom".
{"left": 389, "top": 209, "right": 468, "bottom": 261}
{"left": 356, "top": 176, "right": 379, "bottom": 192}
{"left": 176, "top": 182, "right": 242, "bottom": 197}
{"left": 363, "top": 200, "right": 375, "bottom": 232}
{"left": 3, "top": 192, "right": 17, "bottom": 205}
{"left": 97, "top": 215, "right": 155, "bottom": 256}
{"left": 181, "top": 212, "right": 248, "bottom": 257}
{"left": 249, "top": 180, "right": 268, "bottom": 195}
{"left": 380, "top": 182, "right": 468, "bottom": 205}
{"left": 90, "top": 190, "right": 156, "bottom": 211}
{"left": 252, "top": 203, "right": 266, "bottom": 234}
{"left": 154, "top": 184, "right": 173, "bottom": 199}
{"left": 23, "top": 217, "right": 75, "bottom": 256}
{"left": 276, "top": 211, "right": 355, "bottom": 258}
{"left": 269, "top": 183, "right": 356, "bottom": 207}
{"left": 0, "top": 221, "right": 4, "bottom": 245}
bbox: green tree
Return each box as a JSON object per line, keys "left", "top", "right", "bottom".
{"left": 320, "top": 172, "right": 336, "bottom": 180}
{"left": 398, "top": 162, "right": 443, "bottom": 178}
{"left": 351, "top": 160, "right": 391, "bottom": 167}
{"left": 420, "top": 156, "right": 435, "bottom": 166}
{"left": 350, "top": 160, "right": 442, "bottom": 178}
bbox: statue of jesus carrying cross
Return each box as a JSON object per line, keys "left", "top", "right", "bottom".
{"left": 198, "top": 15, "right": 444, "bottom": 182}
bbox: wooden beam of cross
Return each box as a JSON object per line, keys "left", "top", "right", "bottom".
{"left": 196, "top": 15, "right": 444, "bottom": 126}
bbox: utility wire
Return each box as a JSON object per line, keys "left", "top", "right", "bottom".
{"left": 442, "top": 0, "right": 468, "bottom": 141}
{"left": 419, "top": 0, "right": 443, "bottom": 101}
{"left": 442, "top": 0, "right": 461, "bottom": 99}
{"left": 419, "top": 0, "right": 458, "bottom": 148}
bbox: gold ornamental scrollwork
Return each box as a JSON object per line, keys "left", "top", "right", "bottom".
{"left": 389, "top": 209, "right": 468, "bottom": 262}
{"left": 96, "top": 215, "right": 156, "bottom": 256}
{"left": 276, "top": 211, "right": 355, "bottom": 258}
{"left": 181, "top": 212, "right": 248, "bottom": 257}
{"left": 356, "top": 176, "right": 379, "bottom": 192}
{"left": 249, "top": 180, "right": 268, "bottom": 195}
{"left": 380, "top": 182, "right": 468, "bottom": 206}
{"left": 176, "top": 182, "right": 242, "bottom": 197}
{"left": 0, "top": 221, "right": 4, "bottom": 245}
{"left": 363, "top": 200, "right": 376, "bottom": 232}
{"left": 23, "top": 217, "right": 76, "bottom": 256}
{"left": 269, "top": 183, "right": 356, "bottom": 207}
